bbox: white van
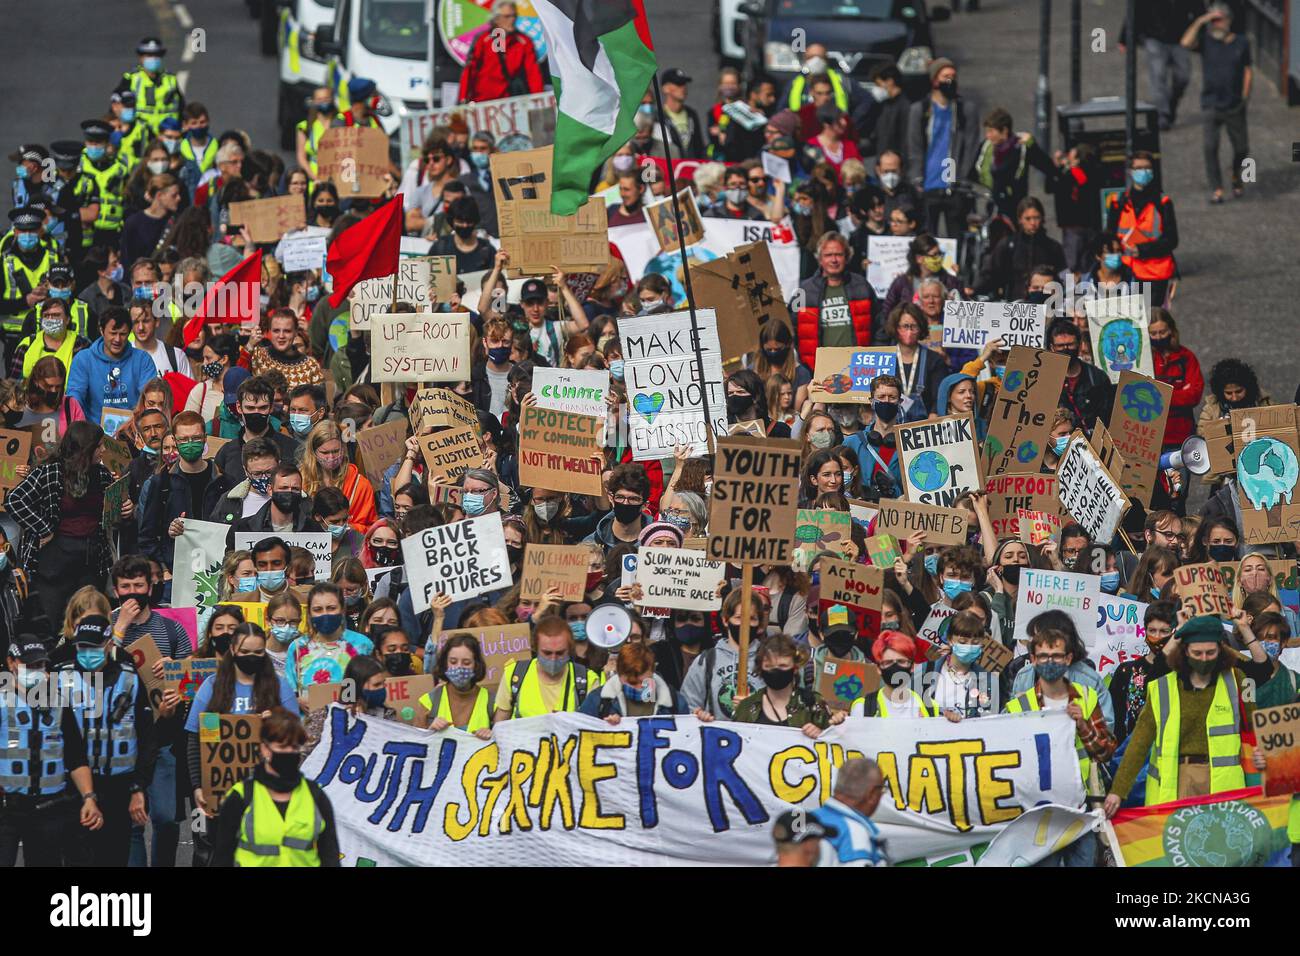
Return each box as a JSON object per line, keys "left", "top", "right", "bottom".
{"left": 275, "top": 0, "right": 341, "bottom": 149}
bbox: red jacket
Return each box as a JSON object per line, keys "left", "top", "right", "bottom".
{"left": 794, "top": 273, "right": 876, "bottom": 368}
{"left": 457, "top": 30, "right": 544, "bottom": 103}
{"left": 1153, "top": 345, "right": 1203, "bottom": 447}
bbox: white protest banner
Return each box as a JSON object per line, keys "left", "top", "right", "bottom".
{"left": 532, "top": 366, "right": 610, "bottom": 420}
{"left": 634, "top": 546, "right": 725, "bottom": 611}
{"left": 303, "top": 708, "right": 1085, "bottom": 866}
{"left": 370, "top": 312, "right": 472, "bottom": 382}
{"left": 1012, "top": 568, "right": 1102, "bottom": 648}
{"left": 398, "top": 91, "right": 559, "bottom": 162}
{"left": 895, "top": 414, "right": 983, "bottom": 507}
{"left": 1092, "top": 595, "right": 1149, "bottom": 679}
{"left": 171, "top": 519, "right": 231, "bottom": 617}
{"left": 275, "top": 227, "right": 330, "bottom": 272}
{"left": 401, "top": 513, "right": 512, "bottom": 614}
{"left": 619, "top": 310, "right": 727, "bottom": 460}
{"left": 866, "top": 235, "right": 958, "bottom": 298}
{"left": 1084, "top": 293, "right": 1153, "bottom": 383}
{"left": 235, "top": 532, "right": 331, "bottom": 581}
{"left": 1056, "top": 432, "right": 1129, "bottom": 543}
{"left": 349, "top": 258, "right": 437, "bottom": 331}
{"left": 609, "top": 218, "right": 801, "bottom": 304}
{"left": 918, "top": 604, "right": 959, "bottom": 645}
{"left": 942, "top": 300, "right": 1047, "bottom": 351}
{"left": 760, "top": 150, "right": 791, "bottom": 183}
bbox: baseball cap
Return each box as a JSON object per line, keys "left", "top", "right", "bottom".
{"left": 660, "top": 68, "right": 692, "bottom": 86}
{"left": 520, "top": 278, "right": 547, "bottom": 302}
{"left": 8, "top": 143, "right": 48, "bottom": 164}
{"left": 47, "top": 263, "right": 75, "bottom": 285}
{"left": 9, "top": 636, "right": 51, "bottom": 664}
{"left": 819, "top": 603, "right": 857, "bottom": 643}
{"left": 348, "top": 76, "right": 377, "bottom": 101}
{"left": 73, "top": 615, "right": 112, "bottom": 646}
{"left": 773, "top": 810, "right": 838, "bottom": 844}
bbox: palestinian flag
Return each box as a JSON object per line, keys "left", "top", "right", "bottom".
{"left": 531, "top": 0, "right": 657, "bottom": 215}
{"left": 1109, "top": 787, "right": 1292, "bottom": 866}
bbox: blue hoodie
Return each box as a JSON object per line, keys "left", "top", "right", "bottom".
{"left": 936, "top": 372, "right": 988, "bottom": 440}
{"left": 67, "top": 337, "right": 158, "bottom": 424}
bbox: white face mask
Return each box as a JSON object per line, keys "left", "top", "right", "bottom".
{"left": 147, "top": 159, "right": 169, "bottom": 175}
{"left": 804, "top": 56, "right": 828, "bottom": 75}
{"left": 879, "top": 171, "right": 900, "bottom": 190}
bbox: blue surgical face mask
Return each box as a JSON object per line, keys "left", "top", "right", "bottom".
{"left": 143, "top": 56, "right": 163, "bottom": 72}
{"left": 77, "top": 647, "right": 107, "bottom": 671}
{"left": 570, "top": 620, "right": 588, "bottom": 642}
{"left": 1100, "top": 571, "right": 1120, "bottom": 594}
{"left": 108, "top": 263, "right": 124, "bottom": 282}
{"left": 470, "top": 151, "right": 490, "bottom": 169}
{"left": 361, "top": 687, "right": 387, "bottom": 709}
{"left": 942, "top": 578, "right": 972, "bottom": 601}
{"left": 1051, "top": 435, "right": 1070, "bottom": 456}
{"left": 85, "top": 145, "right": 106, "bottom": 162}
{"left": 305, "top": 285, "right": 321, "bottom": 303}
{"left": 236, "top": 575, "right": 259, "bottom": 593}
{"left": 328, "top": 524, "right": 348, "bottom": 540}
{"left": 121, "top": 108, "right": 136, "bottom": 123}
{"left": 270, "top": 624, "right": 299, "bottom": 643}
{"left": 952, "top": 643, "right": 983, "bottom": 665}
{"left": 0, "top": 551, "right": 8, "bottom": 571}
{"left": 624, "top": 680, "right": 656, "bottom": 703}
{"left": 462, "top": 492, "right": 487, "bottom": 516}
{"left": 1150, "top": 586, "right": 1162, "bottom": 600}
{"left": 162, "top": 137, "right": 179, "bottom": 155}
{"left": 15, "top": 165, "right": 29, "bottom": 180}
{"left": 924, "top": 554, "right": 940, "bottom": 576}
{"left": 1131, "top": 168, "right": 1154, "bottom": 187}
{"left": 538, "top": 655, "right": 569, "bottom": 677}
{"left": 792, "top": 201, "right": 812, "bottom": 216}
{"left": 288, "top": 413, "right": 314, "bottom": 435}
{"left": 47, "top": 287, "right": 71, "bottom": 301}
{"left": 16, "top": 233, "right": 39, "bottom": 252}
{"left": 609, "top": 359, "right": 625, "bottom": 381}
{"left": 257, "top": 569, "right": 286, "bottom": 591}
{"left": 1102, "top": 253, "right": 1123, "bottom": 271}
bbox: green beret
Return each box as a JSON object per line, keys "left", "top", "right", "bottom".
{"left": 1176, "top": 614, "right": 1224, "bottom": 645}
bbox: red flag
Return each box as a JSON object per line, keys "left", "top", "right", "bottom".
{"left": 326, "top": 193, "right": 403, "bottom": 308}
{"left": 182, "top": 250, "right": 263, "bottom": 346}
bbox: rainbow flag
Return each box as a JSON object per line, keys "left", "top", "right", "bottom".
{"left": 1109, "top": 787, "right": 1292, "bottom": 866}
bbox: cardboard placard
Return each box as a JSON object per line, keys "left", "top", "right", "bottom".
{"left": 1084, "top": 294, "right": 1152, "bottom": 383}
{"left": 1011, "top": 568, "right": 1102, "bottom": 648}
{"left": 433, "top": 623, "right": 533, "bottom": 691}
{"left": 619, "top": 310, "right": 727, "bottom": 460}
{"left": 427, "top": 478, "right": 514, "bottom": 513}
{"left": 98, "top": 434, "right": 132, "bottom": 477}
{"left": 1251, "top": 703, "right": 1300, "bottom": 796}
{"left": 941, "top": 300, "right": 1047, "bottom": 350}
{"left": 1200, "top": 417, "right": 1237, "bottom": 479}
{"left": 1088, "top": 421, "right": 1127, "bottom": 480}
{"left": 1173, "top": 563, "right": 1233, "bottom": 619}
{"left": 419, "top": 425, "right": 480, "bottom": 483}
{"left": 427, "top": 255, "right": 457, "bottom": 302}
{"left": 820, "top": 558, "right": 883, "bottom": 614}
{"left": 519, "top": 544, "right": 590, "bottom": 602}
{"left": 204, "top": 435, "right": 230, "bottom": 461}
{"left": 1108, "top": 371, "right": 1174, "bottom": 506}
{"left": 101, "top": 475, "right": 131, "bottom": 530}
{"left": 398, "top": 90, "right": 559, "bottom": 163}
{"left": 983, "top": 346, "right": 1070, "bottom": 476}
{"left": 792, "top": 509, "right": 856, "bottom": 571}
{"left": 355, "top": 419, "right": 410, "bottom": 493}
{"left": 306, "top": 682, "right": 343, "bottom": 712}
{"left": 873, "top": 498, "right": 968, "bottom": 547}
{"left": 1232, "top": 405, "right": 1300, "bottom": 546}
{"left": 370, "top": 311, "right": 471, "bottom": 383}
{"left": 848, "top": 498, "right": 880, "bottom": 533}
{"left": 384, "top": 674, "right": 436, "bottom": 725}
{"left": 316, "top": 126, "right": 390, "bottom": 198}
{"left": 707, "top": 436, "right": 801, "bottom": 564}
{"left": 229, "top": 195, "right": 307, "bottom": 243}
{"left": 349, "top": 258, "right": 438, "bottom": 330}
{"left": 100, "top": 408, "right": 133, "bottom": 439}
{"left": 985, "top": 474, "right": 1061, "bottom": 538}
{"left": 818, "top": 657, "right": 880, "bottom": 712}
{"left": 161, "top": 657, "right": 221, "bottom": 701}
{"left": 233, "top": 532, "right": 332, "bottom": 581}
{"left": 0, "top": 427, "right": 31, "bottom": 504}
{"left": 1017, "top": 508, "right": 1061, "bottom": 546}
{"left": 865, "top": 534, "right": 901, "bottom": 568}
{"left": 532, "top": 367, "right": 610, "bottom": 420}
{"left": 198, "top": 712, "right": 262, "bottom": 809}
{"left": 896, "top": 413, "right": 983, "bottom": 507}
{"left": 490, "top": 147, "right": 608, "bottom": 275}
{"left": 124, "top": 634, "right": 166, "bottom": 698}
{"left": 808, "top": 348, "right": 899, "bottom": 405}
{"left": 1056, "top": 431, "right": 1130, "bottom": 543}
{"left": 401, "top": 513, "right": 512, "bottom": 614}
{"left": 687, "top": 242, "right": 780, "bottom": 364}
{"left": 977, "top": 637, "right": 1015, "bottom": 672}
{"left": 634, "top": 546, "right": 725, "bottom": 611}
{"left": 410, "top": 387, "right": 480, "bottom": 434}
{"left": 643, "top": 187, "right": 705, "bottom": 253}
{"left": 516, "top": 404, "right": 603, "bottom": 496}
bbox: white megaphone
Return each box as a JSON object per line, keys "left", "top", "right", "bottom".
{"left": 1159, "top": 435, "right": 1211, "bottom": 476}
{"left": 586, "top": 602, "right": 633, "bottom": 650}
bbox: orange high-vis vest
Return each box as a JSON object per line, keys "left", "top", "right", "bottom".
{"left": 1114, "top": 195, "right": 1175, "bottom": 281}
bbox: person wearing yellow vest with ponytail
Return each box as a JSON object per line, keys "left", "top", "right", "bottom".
{"left": 1104, "top": 151, "right": 1179, "bottom": 308}
{"left": 850, "top": 631, "right": 941, "bottom": 718}
{"left": 422, "top": 633, "right": 494, "bottom": 738}
{"left": 212, "top": 708, "right": 340, "bottom": 867}
{"left": 493, "top": 615, "right": 602, "bottom": 721}
{"left": 1105, "top": 614, "right": 1265, "bottom": 820}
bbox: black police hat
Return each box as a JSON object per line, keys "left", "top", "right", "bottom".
{"left": 7, "top": 207, "right": 42, "bottom": 231}
{"left": 48, "top": 263, "right": 75, "bottom": 284}
{"left": 73, "top": 615, "right": 112, "bottom": 646}
{"left": 7, "top": 143, "right": 48, "bottom": 164}
{"left": 660, "top": 68, "right": 692, "bottom": 86}
{"left": 136, "top": 36, "right": 166, "bottom": 56}
{"left": 9, "top": 636, "right": 51, "bottom": 665}
{"left": 112, "top": 90, "right": 138, "bottom": 107}
{"left": 772, "top": 810, "right": 838, "bottom": 844}
{"left": 49, "top": 140, "right": 83, "bottom": 170}
{"left": 80, "top": 120, "right": 112, "bottom": 142}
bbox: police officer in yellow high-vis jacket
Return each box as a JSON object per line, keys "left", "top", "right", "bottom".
{"left": 212, "top": 709, "right": 339, "bottom": 867}
{"left": 112, "top": 91, "right": 151, "bottom": 170}
{"left": 115, "top": 37, "right": 184, "bottom": 135}
{"left": 79, "top": 120, "right": 129, "bottom": 250}
{"left": 0, "top": 207, "right": 54, "bottom": 354}
{"left": 296, "top": 88, "right": 339, "bottom": 179}
{"left": 1105, "top": 615, "right": 1260, "bottom": 817}
{"left": 493, "top": 617, "right": 603, "bottom": 722}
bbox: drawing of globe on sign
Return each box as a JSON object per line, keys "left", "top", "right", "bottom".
{"left": 1237, "top": 438, "right": 1300, "bottom": 511}
{"left": 645, "top": 245, "right": 719, "bottom": 305}
{"left": 1098, "top": 319, "right": 1142, "bottom": 374}
{"left": 1161, "top": 801, "right": 1280, "bottom": 866}
{"left": 439, "top": 0, "right": 549, "bottom": 65}
{"left": 1120, "top": 379, "right": 1164, "bottom": 422}
{"left": 909, "top": 451, "right": 950, "bottom": 493}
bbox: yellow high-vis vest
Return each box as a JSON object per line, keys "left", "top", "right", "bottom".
{"left": 230, "top": 776, "right": 325, "bottom": 867}
{"left": 1144, "top": 670, "right": 1245, "bottom": 806}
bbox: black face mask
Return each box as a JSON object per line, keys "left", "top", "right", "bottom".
{"left": 506, "top": 544, "right": 525, "bottom": 565}
{"left": 825, "top": 633, "right": 856, "bottom": 658}
{"left": 150, "top": 580, "right": 166, "bottom": 604}
{"left": 233, "top": 654, "right": 262, "bottom": 676}
{"left": 119, "top": 591, "right": 151, "bottom": 611}
{"left": 726, "top": 393, "right": 753, "bottom": 418}
{"left": 372, "top": 545, "right": 401, "bottom": 566}
{"left": 880, "top": 662, "right": 912, "bottom": 686}
{"left": 613, "top": 501, "right": 642, "bottom": 524}
{"left": 453, "top": 224, "right": 476, "bottom": 240}
{"left": 271, "top": 491, "right": 299, "bottom": 514}
{"left": 242, "top": 412, "right": 269, "bottom": 433}
{"left": 2, "top": 409, "right": 22, "bottom": 427}
{"left": 936, "top": 79, "right": 957, "bottom": 98}
{"left": 211, "top": 632, "right": 232, "bottom": 656}
{"left": 762, "top": 347, "right": 789, "bottom": 365}
{"left": 761, "top": 667, "right": 795, "bottom": 690}
{"left": 1150, "top": 337, "right": 1173, "bottom": 352}
{"left": 314, "top": 205, "right": 338, "bottom": 222}
{"left": 384, "top": 652, "right": 412, "bottom": 676}
{"left": 872, "top": 400, "right": 899, "bottom": 424}
{"left": 266, "top": 751, "right": 301, "bottom": 786}
{"left": 1000, "top": 563, "right": 1022, "bottom": 586}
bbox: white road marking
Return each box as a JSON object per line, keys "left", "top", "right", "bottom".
{"left": 173, "top": 3, "right": 193, "bottom": 28}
